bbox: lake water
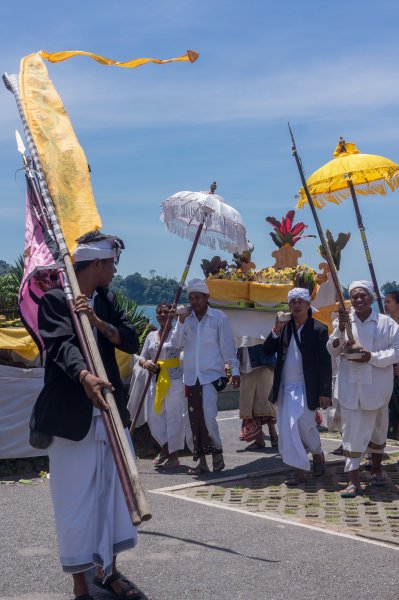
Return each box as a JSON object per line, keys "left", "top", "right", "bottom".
{"left": 137, "top": 305, "right": 157, "bottom": 324}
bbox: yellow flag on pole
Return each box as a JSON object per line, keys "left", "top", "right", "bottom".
{"left": 19, "top": 53, "right": 102, "bottom": 255}
{"left": 19, "top": 49, "right": 199, "bottom": 254}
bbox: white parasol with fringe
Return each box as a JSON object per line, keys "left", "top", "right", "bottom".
{"left": 130, "top": 182, "right": 248, "bottom": 432}
{"left": 161, "top": 182, "right": 248, "bottom": 253}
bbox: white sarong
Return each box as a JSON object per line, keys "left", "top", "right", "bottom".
{"left": 48, "top": 416, "right": 137, "bottom": 578}
{"left": 341, "top": 404, "right": 388, "bottom": 472}
{"left": 147, "top": 377, "right": 193, "bottom": 453}
{"left": 277, "top": 383, "right": 322, "bottom": 471}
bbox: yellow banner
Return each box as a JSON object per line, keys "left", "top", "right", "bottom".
{"left": 19, "top": 53, "right": 102, "bottom": 255}
{"left": 19, "top": 49, "right": 198, "bottom": 255}
{"left": 38, "top": 48, "right": 199, "bottom": 68}
{"left": 0, "top": 326, "right": 132, "bottom": 375}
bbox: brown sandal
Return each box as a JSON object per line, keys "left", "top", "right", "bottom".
{"left": 93, "top": 571, "right": 142, "bottom": 599}
{"left": 188, "top": 464, "right": 210, "bottom": 475}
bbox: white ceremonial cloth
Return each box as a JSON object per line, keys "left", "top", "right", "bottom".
{"left": 140, "top": 330, "right": 192, "bottom": 453}
{"left": 327, "top": 309, "right": 399, "bottom": 410}
{"left": 277, "top": 327, "right": 321, "bottom": 471}
{"left": 48, "top": 417, "right": 137, "bottom": 578}
{"left": 128, "top": 356, "right": 149, "bottom": 428}
{"left": 0, "top": 365, "right": 46, "bottom": 459}
{"left": 341, "top": 404, "right": 389, "bottom": 472}
{"left": 219, "top": 308, "right": 275, "bottom": 340}
{"left": 170, "top": 306, "right": 239, "bottom": 385}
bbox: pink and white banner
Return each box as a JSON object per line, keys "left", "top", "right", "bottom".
{"left": 19, "top": 188, "right": 61, "bottom": 352}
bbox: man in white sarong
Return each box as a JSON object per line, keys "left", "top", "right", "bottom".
{"left": 263, "top": 288, "right": 332, "bottom": 485}
{"left": 327, "top": 280, "right": 399, "bottom": 498}
{"left": 170, "top": 278, "right": 240, "bottom": 475}
{"left": 31, "top": 232, "right": 141, "bottom": 600}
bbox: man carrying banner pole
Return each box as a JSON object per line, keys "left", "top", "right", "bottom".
{"left": 32, "top": 231, "right": 142, "bottom": 599}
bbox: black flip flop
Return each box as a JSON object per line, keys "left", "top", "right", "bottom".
{"left": 245, "top": 441, "right": 266, "bottom": 451}
{"left": 93, "top": 573, "right": 142, "bottom": 599}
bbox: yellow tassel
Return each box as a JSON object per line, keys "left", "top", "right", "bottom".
{"left": 38, "top": 49, "right": 199, "bottom": 69}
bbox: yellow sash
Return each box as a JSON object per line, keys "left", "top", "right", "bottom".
{"left": 154, "top": 357, "right": 181, "bottom": 415}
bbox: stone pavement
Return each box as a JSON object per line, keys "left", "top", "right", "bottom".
{"left": 156, "top": 452, "right": 399, "bottom": 548}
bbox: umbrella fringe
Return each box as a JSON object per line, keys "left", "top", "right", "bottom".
{"left": 162, "top": 216, "right": 247, "bottom": 252}
{"left": 297, "top": 175, "right": 399, "bottom": 209}
{"left": 161, "top": 206, "right": 247, "bottom": 252}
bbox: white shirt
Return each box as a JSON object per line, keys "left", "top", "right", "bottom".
{"left": 327, "top": 309, "right": 399, "bottom": 410}
{"left": 170, "top": 306, "right": 239, "bottom": 386}
{"left": 281, "top": 325, "right": 304, "bottom": 385}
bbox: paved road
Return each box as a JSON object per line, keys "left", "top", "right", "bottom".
{"left": 1, "top": 411, "right": 399, "bottom": 600}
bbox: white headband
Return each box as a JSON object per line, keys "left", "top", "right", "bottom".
{"left": 73, "top": 240, "right": 119, "bottom": 263}
{"left": 187, "top": 278, "right": 209, "bottom": 295}
{"left": 349, "top": 280, "right": 375, "bottom": 298}
{"left": 288, "top": 287, "right": 311, "bottom": 303}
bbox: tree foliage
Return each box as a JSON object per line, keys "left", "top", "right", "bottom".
{"left": 110, "top": 271, "right": 187, "bottom": 304}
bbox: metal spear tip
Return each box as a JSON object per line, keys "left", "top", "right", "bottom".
{"left": 209, "top": 181, "right": 217, "bottom": 194}
{"left": 15, "top": 130, "right": 26, "bottom": 156}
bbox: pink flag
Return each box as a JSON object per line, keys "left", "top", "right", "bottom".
{"left": 19, "top": 188, "right": 61, "bottom": 352}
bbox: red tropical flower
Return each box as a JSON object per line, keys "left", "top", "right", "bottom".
{"left": 265, "top": 210, "right": 315, "bottom": 247}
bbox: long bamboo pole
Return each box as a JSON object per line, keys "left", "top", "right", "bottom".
{"left": 5, "top": 72, "right": 150, "bottom": 524}
{"left": 346, "top": 179, "right": 384, "bottom": 313}
{"left": 288, "top": 124, "right": 355, "bottom": 344}
{"left": 23, "top": 164, "right": 146, "bottom": 524}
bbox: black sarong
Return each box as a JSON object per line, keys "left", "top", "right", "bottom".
{"left": 187, "top": 381, "right": 223, "bottom": 461}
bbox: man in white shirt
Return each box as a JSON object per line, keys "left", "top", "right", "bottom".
{"left": 170, "top": 278, "right": 240, "bottom": 475}
{"left": 327, "top": 280, "right": 399, "bottom": 498}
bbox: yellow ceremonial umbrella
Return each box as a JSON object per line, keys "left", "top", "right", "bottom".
{"left": 297, "top": 138, "right": 399, "bottom": 312}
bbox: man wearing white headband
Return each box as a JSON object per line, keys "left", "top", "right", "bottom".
{"left": 263, "top": 287, "right": 332, "bottom": 485}
{"left": 31, "top": 231, "right": 142, "bottom": 599}
{"left": 170, "top": 278, "right": 240, "bottom": 475}
{"left": 328, "top": 280, "right": 399, "bottom": 498}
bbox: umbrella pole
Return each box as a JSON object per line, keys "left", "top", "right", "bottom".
{"left": 347, "top": 180, "right": 384, "bottom": 313}
{"left": 289, "top": 124, "right": 355, "bottom": 344}
{"left": 129, "top": 218, "right": 206, "bottom": 434}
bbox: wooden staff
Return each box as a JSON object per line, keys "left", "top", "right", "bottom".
{"left": 288, "top": 124, "right": 355, "bottom": 344}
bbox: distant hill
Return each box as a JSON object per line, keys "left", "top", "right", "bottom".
{"left": 110, "top": 272, "right": 188, "bottom": 305}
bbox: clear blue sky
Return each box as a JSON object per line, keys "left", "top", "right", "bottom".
{"left": 1, "top": 1, "right": 398, "bottom": 290}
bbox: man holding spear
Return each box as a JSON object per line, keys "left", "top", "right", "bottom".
{"left": 327, "top": 280, "right": 399, "bottom": 498}
{"left": 32, "top": 231, "right": 142, "bottom": 600}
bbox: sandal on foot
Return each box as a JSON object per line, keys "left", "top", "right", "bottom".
{"left": 331, "top": 445, "right": 343, "bottom": 456}
{"left": 312, "top": 454, "right": 326, "bottom": 477}
{"left": 93, "top": 572, "right": 142, "bottom": 599}
{"left": 245, "top": 441, "right": 266, "bottom": 451}
{"left": 75, "top": 595, "right": 95, "bottom": 600}
{"left": 285, "top": 473, "right": 305, "bottom": 487}
{"left": 212, "top": 456, "right": 225, "bottom": 472}
{"left": 162, "top": 458, "right": 180, "bottom": 469}
{"left": 340, "top": 483, "right": 362, "bottom": 498}
{"left": 370, "top": 473, "right": 385, "bottom": 486}
{"left": 188, "top": 464, "right": 210, "bottom": 475}
{"left": 153, "top": 452, "right": 168, "bottom": 466}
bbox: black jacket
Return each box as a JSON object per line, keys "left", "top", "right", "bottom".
{"left": 32, "top": 287, "right": 139, "bottom": 441}
{"left": 263, "top": 317, "right": 332, "bottom": 410}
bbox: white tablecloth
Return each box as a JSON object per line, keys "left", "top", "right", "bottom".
{"left": 0, "top": 365, "right": 46, "bottom": 459}
{"left": 221, "top": 308, "right": 276, "bottom": 340}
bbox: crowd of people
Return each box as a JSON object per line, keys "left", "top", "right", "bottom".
{"left": 136, "top": 276, "right": 399, "bottom": 500}
{"left": 30, "top": 231, "right": 399, "bottom": 600}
